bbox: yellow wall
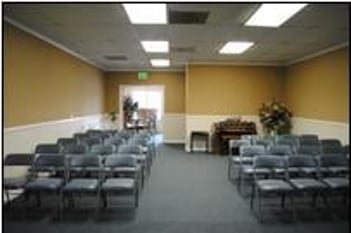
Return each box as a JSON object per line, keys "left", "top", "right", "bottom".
{"left": 104, "top": 71, "right": 185, "bottom": 113}
{"left": 186, "top": 65, "right": 285, "bottom": 115}
{"left": 4, "top": 23, "right": 105, "bottom": 127}
{"left": 284, "top": 48, "right": 349, "bottom": 123}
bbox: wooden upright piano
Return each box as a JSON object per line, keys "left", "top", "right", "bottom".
{"left": 211, "top": 118, "right": 257, "bottom": 155}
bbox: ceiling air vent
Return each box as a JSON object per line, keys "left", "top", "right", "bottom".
{"left": 104, "top": 55, "right": 127, "bottom": 61}
{"left": 168, "top": 10, "right": 209, "bottom": 24}
{"left": 170, "top": 46, "right": 195, "bottom": 53}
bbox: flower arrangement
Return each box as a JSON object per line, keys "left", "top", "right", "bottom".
{"left": 258, "top": 100, "right": 292, "bottom": 135}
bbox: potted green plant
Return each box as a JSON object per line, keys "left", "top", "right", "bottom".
{"left": 122, "top": 96, "right": 138, "bottom": 127}
{"left": 258, "top": 100, "right": 292, "bottom": 135}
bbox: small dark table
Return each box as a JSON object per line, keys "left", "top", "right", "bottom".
{"left": 190, "top": 131, "right": 209, "bottom": 153}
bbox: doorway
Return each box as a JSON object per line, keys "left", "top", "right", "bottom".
{"left": 119, "top": 85, "right": 165, "bottom": 132}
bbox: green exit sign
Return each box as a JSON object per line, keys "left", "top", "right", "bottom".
{"left": 138, "top": 71, "right": 149, "bottom": 80}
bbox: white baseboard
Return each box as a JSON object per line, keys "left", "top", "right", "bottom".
{"left": 292, "top": 117, "right": 349, "bottom": 144}
{"left": 3, "top": 114, "right": 106, "bottom": 155}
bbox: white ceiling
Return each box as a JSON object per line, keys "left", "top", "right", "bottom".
{"left": 3, "top": 3, "right": 349, "bottom": 71}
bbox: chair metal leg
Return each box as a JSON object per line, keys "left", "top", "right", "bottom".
{"left": 281, "top": 193, "right": 286, "bottom": 208}
{"left": 227, "top": 161, "right": 232, "bottom": 180}
{"left": 135, "top": 188, "right": 139, "bottom": 208}
{"left": 258, "top": 191, "right": 263, "bottom": 222}
{"left": 250, "top": 183, "right": 256, "bottom": 210}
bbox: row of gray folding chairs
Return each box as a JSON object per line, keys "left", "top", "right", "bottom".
{"left": 230, "top": 137, "right": 348, "bottom": 157}
{"left": 4, "top": 153, "right": 141, "bottom": 219}
{"left": 228, "top": 144, "right": 349, "bottom": 182}
{"left": 248, "top": 154, "right": 349, "bottom": 221}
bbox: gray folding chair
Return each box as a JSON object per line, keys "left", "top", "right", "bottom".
{"left": 4, "top": 153, "right": 35, "bottom": 205}
{"left": 319, "top": 154, "right": 349, "bottom": 206}
{"left": 118, "top": 144, "right": 149, "bottom": 177}
{"left": 250, "top": 155, "right": 294, "bottom": 222}
{"left": 57, "top": 138, "right": 77, "bottom": 153}
{"left": 101, "top": 154, "right": 140, "bottom": 209}
{"left": 62, "top": 155, "right": 102, "bottom": 217}
{"left": 227, "top": 139, "right": 251, "bottom": 180}
{"left": 287, "top": 155, "right": 328, "bottom": 210}
{"left": 237, "top": 145, "right": 266, "bottom": 193}
{"left": 24, "top": 154, "right": 66, "bottom": 219}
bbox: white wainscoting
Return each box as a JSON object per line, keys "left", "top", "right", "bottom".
{"left": 292, "top": 117, "right": 349, "bottom": 144}
{"left": 161, "top": 113, "right": 186, "bottom": 143}
{"left": 185, "top": 115, "right": 261, "bottom": 152}
{"left": 3, "top": 114, "right": 106, "bottom": 156}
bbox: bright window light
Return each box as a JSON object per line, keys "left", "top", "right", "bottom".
{"left": 150, "top": 59, "right": 170, "bottom": 67}
{"left": 141, "top": 41, "right": 169, "bottom": 53}
{"left": 245, "top": 4, "right": 307, "bottom": 27}
{"left": 122, "top": 4, "right": 167, "bottom": 24}
{"left": 219, "top": 41, "right": 254, "bottom": 54}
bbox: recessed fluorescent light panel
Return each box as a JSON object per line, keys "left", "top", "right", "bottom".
{"left": 219, "top": 41, "right": 254, "bottom": 54}
{"left": 141, "top": 41, "right": 169, "bottom": 53}
{"left": 122, "top": 4, "right": 167, "bottom": 24}
{"left": 245, "top": 3, "right": 307, "bottom": 27}
{"left": 150, "top": 59, "right": 170, "bottom": 67}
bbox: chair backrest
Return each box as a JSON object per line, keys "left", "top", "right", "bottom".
{"left": 268, "top": 145, "right": 293, "bottom": 156}
{"left": 320, "top": 139, "right": 343, "bottom": 154}
{"left": 90, "top": 144, "right": 116, "bottom": 155}
{"left": 287, "top": 155, "right": 318, "bottom": 168}
{"left": 4, "top": 153, "right": 35, "bottom": 166}
{"left": 252, "top": 138, "right": 272, "bottom": 148}
{"left": 117, "top": 130, "right": 133, "bottom": 140}
{"left": 229, "top": 139, "right": 251, "bottom": 155}
{"left": 129, "top": 137, "right": 149, "bottom": 147}
{"left": 118, "top": 144, "right": 143, "bottom": 155}
{"left": 86, "top": 129, "right": 103, "bottom": 137}
{"left": 320, "top": 139, "right": 342, "bottom": 147}
{"left": 68, "top": 155, "right": 101, "bottom": 168}
{"left": 104, "top": 154, "right": 137, "bottom": 168}
{"left": 57, "top": 138, "right": 77, "bottom": 148}
{"left": 33, "top": 154, "right": 66, "bottom": 168}
{"left": 240, "top": 145, "right": 266, "bottom": 157}
{"left": 34, "top": 143, "right": 61, "bottom": 154}
{"left": 105, "top": 136, "right": 125, "bottom": 147}
{"left": 299, "top": 134, "right": 320, "bottom": 146}
{"left": 65, "top": 144, "right": 89, "bottom": 154}
{"left": 297, "top": 145, "right": 321, "bottom": 156}
{"left": 73, "top": 132, "right": 90, "bottom": 140}
{"left": 253, "top": 155, "right": 286, "bottom": 169}
{"left": 319, "top": 154, "right": 349, "bottom": 168}
{"left": 82, "top": 136, "right": 102, "bottom": 148}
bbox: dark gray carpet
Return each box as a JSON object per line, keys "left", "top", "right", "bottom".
{"left": 3, "top": 144, "right": 349, "bottom": 233}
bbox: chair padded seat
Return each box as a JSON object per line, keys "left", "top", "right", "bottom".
{"left": 231, "top": 157, "right": 253, "bottom": 164}
{"left": 328, "top": 166, "right": 349, "bottom": 174}
{"left": 25, "top": 177, "right": 63, "bottom": 191}
{"left": 64, "top": 178, "right": 98, "bottom": 192}
{"left": 322, "top": 177, "right": 349, "bottom": 189}
{"left": 257, "top": 179, "right": 293, "bottom": 192}
{"left": 4, "top": 177, "right": 28, "bottom": 189}
{"left": 290, "top": 178, "right": 326, "bottom": 190}
{"left": 300, "top": 167, "right": 317, "bottom": 174}
{"left": 242, "top": 166, "right": 271, "bottom": 174}
{"left": 109, "top": 167, "right": 139, "bottom": 173}
{"left": 102, "top": 178, "right": 135, "bottom": 191}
